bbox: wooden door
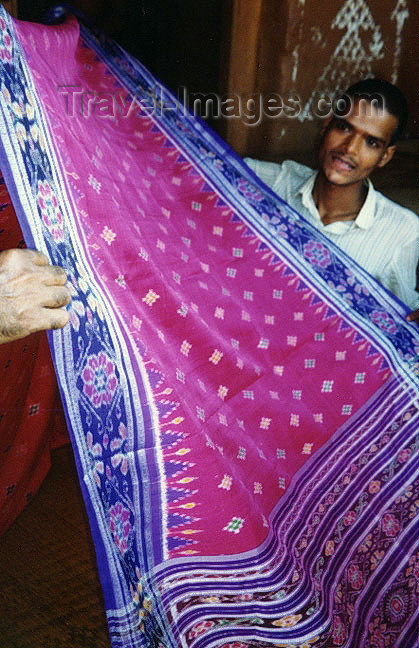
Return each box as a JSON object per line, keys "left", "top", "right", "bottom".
{"left": 221, "top": 0, "right": 419, "bottom": 159}
{"left": 0, "top": 1, "right": 18, "bottom": 17}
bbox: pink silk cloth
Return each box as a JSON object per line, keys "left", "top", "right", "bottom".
{"left": 0, "top": 7, "right": 418, "bottom": 648}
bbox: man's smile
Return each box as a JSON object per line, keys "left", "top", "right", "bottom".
{"left": 329, "top": 152, "right": 356, "bottom": 172}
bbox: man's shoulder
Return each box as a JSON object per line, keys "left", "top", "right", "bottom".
{"left": 280, "top": 159, "right": 314, "bottom": 178}
{"left": 374, "top": 190, "right": 419, "bottom": 232}
{"left": 244, "top": 158, "right": 313, "bottom": 190}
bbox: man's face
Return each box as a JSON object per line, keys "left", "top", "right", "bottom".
{"left": 318, "top": 98, "right": 398, "bottom": 186}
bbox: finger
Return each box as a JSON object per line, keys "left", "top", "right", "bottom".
{"left": 406, "top": 311, "right": 419, "bottom": 323}
{"left": 40, "top": 286, "right": 71, "bottom": 308}
{"left": 38, "top": 306, "right": 70, "bottom": 331}
{"left": 0, "top": 248, "right": 49, "bottom": 274}
{"left": 0, "top": 302, "right": 70, "bottom": 343}
{"left": 26, "top": 249, "right": 50, "bottom": 266}
{"left": 41, "top": 264, "right": 68, "bottom": 286}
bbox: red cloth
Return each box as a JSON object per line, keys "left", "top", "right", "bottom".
{"left": 0, "top": 174, "right": 69, "bottom": 535}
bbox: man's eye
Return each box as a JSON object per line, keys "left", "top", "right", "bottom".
{"left": 335, "top": 120, "right": 349, "bottom": 131}
{"left": 366, "top": 137, "right": 379, "bottom": 148}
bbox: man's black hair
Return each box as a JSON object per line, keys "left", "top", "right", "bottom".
{"left": 335, "top": 78, "right": 408, "bottom": 145}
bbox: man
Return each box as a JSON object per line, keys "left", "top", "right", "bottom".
{"left": 0, "top": 248, "right": 70, "bottom": 344}
{"left": 245, "top": 79, "right": 419, "bottom": 323}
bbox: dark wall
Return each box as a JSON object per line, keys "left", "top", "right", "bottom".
{"left": 18, "top": 1, "right": 225, "bottom": 106}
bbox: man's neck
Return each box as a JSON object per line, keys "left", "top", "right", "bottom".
{"left": 312, "top": 173, "right": 368, "bottom": 225}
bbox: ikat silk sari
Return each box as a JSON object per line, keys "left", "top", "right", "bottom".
{"left": 0, "top": 6, "right": 418, "bottom": 648}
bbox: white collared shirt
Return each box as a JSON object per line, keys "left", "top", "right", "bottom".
{"left": 245, "top": 158, "right": 419, "bottom": 310}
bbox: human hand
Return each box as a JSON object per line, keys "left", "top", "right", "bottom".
{"left": 0, "top": 248, "right": 71, "bottom": 344}
{"left": 406, "top": 309, "right": 419, "bottom": 324}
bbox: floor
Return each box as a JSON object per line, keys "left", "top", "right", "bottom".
{"left": 0, "top": 445, "right": 111, "bottom": 648}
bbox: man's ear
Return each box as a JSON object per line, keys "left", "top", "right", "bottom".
{"left": 377, "top": 144, "right": 396, "bottom": 168}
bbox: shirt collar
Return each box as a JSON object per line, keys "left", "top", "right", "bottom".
{"left": 297, "top": 171, "right": 377, "bottom": 230}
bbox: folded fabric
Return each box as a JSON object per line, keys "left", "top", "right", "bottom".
{"left": 0, "top": 7, "right": 418, "bottom": 647}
